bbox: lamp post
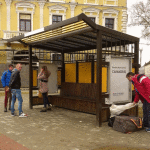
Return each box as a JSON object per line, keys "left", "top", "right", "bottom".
{"left": 139, "top": 48, "right": 143, "bottom": 66}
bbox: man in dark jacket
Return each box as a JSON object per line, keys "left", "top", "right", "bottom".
{"left": 8, "top": 63, "right": 27, "bottom": 117}
{"left": 126, "top": 72, "right": 150, "bottom": 132}
{"left": 1, "top": 64, "right": 14, "bottom": 112}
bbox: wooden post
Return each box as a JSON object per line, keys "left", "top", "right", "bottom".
{"left": 134, "top": 40, "right": 139, "bottom": 116}
{"left": 134, "top": 41, "right": 139, "bottom": 74}
{"left": 96, "top": 31, "right": 103, "bottom": 127}
{"left": 29, "top": 45, "right": 33, "bottom": 109}
{"left": 61, "top": 52, "right": 65, "bottom": 83}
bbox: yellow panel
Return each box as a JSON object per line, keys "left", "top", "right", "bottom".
{"left": 132, "top": 68, "right": 135, "bottom": 90}
{"left": 79, "top": 62, "right": 91, "bottom": 83}
{"left": 57, "top": 70, "right": 61, "bottom": 85}
{"left": 33, "top": 70, "right": 37, "bottom": 87}
{"left": 94, "top": 62, "right": 107, "bottom": 93}
{"left": 65, "top": 63, "right": 76, "bottom": 83}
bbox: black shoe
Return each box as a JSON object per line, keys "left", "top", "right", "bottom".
{"left": 4, "top": 108, "right": 7, "bottom": 112}
{"left": 47, "top": 106, "right": 51, "bottom": 111}
{"left": 40, "top": 108, "right": 47, "bottom": 112}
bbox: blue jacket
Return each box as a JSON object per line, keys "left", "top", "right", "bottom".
{"left": 1, "top": 69, "right": 12, "bottom": 87}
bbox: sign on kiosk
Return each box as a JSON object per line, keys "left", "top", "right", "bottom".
{"left": 105, "top": 56, "right": 132, "bottom": 104}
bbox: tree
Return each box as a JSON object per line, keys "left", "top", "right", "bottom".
{"left": 128, "top": 0, "right": 150, "bottom": 39}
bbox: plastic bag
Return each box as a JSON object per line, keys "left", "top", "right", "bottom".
{"left": 110, "top": 103, "right": 137, "bottom": 118}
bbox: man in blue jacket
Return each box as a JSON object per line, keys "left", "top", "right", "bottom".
{"left": 1, "top": 64, "right": 14, "bottom": 112}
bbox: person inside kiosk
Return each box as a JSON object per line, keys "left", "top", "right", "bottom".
{"left": 126, "top": 72, "right": 150, "bottom": 132}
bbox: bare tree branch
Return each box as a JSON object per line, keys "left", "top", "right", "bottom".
{"left": 128, "top": 0, "right": 150, "bottom": 39}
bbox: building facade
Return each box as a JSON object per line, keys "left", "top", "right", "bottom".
{"left": 0, "top": 0, "right": 127, "bottom": 63}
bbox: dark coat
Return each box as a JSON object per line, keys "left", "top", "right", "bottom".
{"left": 9, "top": 68, "right": 21, "bottom": 89}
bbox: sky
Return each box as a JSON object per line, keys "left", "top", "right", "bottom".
{"left": 127, "top": 0, "right": 149, "bottom": 66}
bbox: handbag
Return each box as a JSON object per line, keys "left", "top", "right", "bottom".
{"left": 38, "top": 90, "right": 43, "bottom": 98}
{"left": 113, "top": 116, "right": 142, "bottom": 133}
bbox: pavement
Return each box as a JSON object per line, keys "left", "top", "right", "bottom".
{"left": 0, "top": 92, "right": 149, "bottom": 150}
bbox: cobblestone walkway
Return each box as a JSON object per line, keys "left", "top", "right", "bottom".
{"left": 0, "top": 93, "right": 150, "bottom": 150}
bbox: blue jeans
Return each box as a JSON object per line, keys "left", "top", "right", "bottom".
{"left": 143, "top": 99, "right": 150, "bottom": 128}
{"left": 11, "top": 89, "right": 23, "bottom": 115}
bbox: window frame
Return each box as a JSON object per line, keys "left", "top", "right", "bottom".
{"left": 19, "top": 13, "right": 31, "bottom": 32}
{"left": 52, "top": 15, "right": 62, "bottom": 24}
{"left": 105, "top": 18, "right": 114, "bottom": 29}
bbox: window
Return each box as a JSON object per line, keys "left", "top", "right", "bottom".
{"left": 52, "top": 15, "right": 62, "bottom": 24}
{"left": 89, "top": 17, "right": 96, "bottom": 23}
{"left": 52, "top": 53, "right": 62, "bottom": 65}
{"left": 84, "top": 54, "right": 95, "bottom": 62}
{"left": 105, "top": 18, "right": 114, "bottom": 29}
{"left": 19, "top": 14, "right": 31, "bottom": 32}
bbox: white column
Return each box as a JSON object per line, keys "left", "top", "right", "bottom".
{"left": 38, "top": 2, "right": 46, "bottom": 28}
{"left": 121, "top": 9, "right": 127, "bottom": 33}
{"left": 5, "top": 0, "right": 12, "bottom": 31}
{"left": 70, "top": 3, "right": 77, "bottom": 18}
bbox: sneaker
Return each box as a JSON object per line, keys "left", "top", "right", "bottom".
{"left": 19, "top": 113, "right": 27, "bottom": 117}
{"left": 146, "top": 128, "right": 150, "bottom": 132}
{"left": 11, "top": 113, "right": 16, "bottom": 116}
